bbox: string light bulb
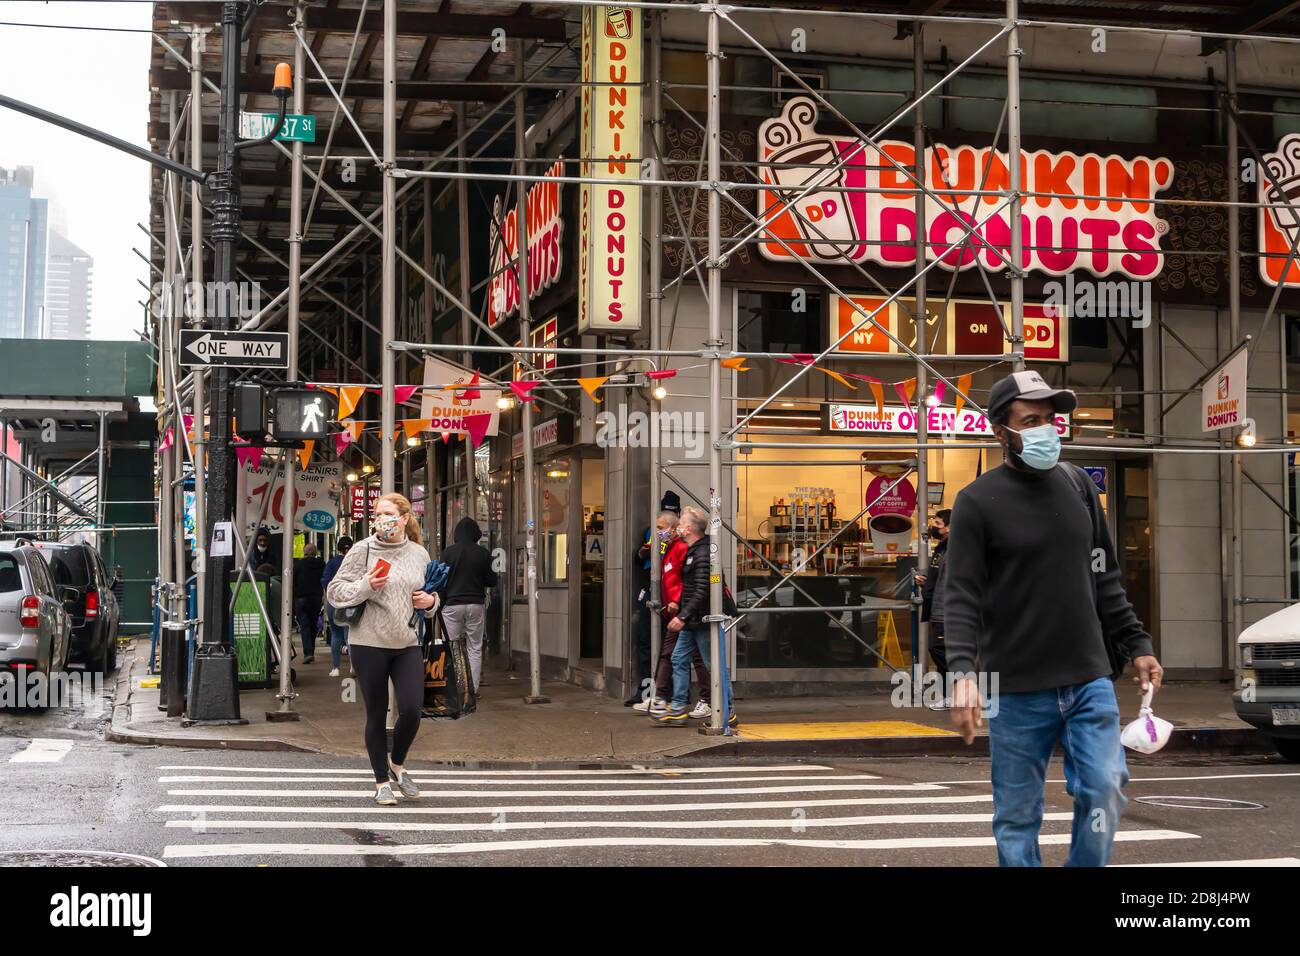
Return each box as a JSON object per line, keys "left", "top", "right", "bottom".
{"left": 925, "top": 393, "right": 940, "bottom": 408}
{"left": 652, "top": 384, "right": 668, "bottom": 401}
{"left": 362, "top": 464, "right": 374, "bottom": 474}
{"left": 345, "top": 472, "right": 358, "bottom": 483}
{"left": 497, "top": 395, "right": 514, "bottom": 410}
{"left": 1238, "top": 417, "right": 1257, "bottom": 448}
{"left": 407, "top": 436, "right": 420, "bottom": 448}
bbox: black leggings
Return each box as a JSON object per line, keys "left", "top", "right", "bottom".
{"left": 349, "top": 644, "right": 425, "bottom": 783}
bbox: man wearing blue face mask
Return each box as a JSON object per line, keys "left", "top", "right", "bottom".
{"left": 944, "top": 370, "right": 1163, "bottom": 867}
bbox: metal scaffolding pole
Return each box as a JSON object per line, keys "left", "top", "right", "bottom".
{"left": 189, "top": 24, "right": 208, "bottom": 644}
{"left": 272, "top": 1, "right": 306, "bottom": 721}
{"left": 703, "top": 9, "right": 726, "bottom": 736}
{"left": 646, "top": 12, "right": 665, "bottom": 704}
{"left": 912, "top": 20, "right": 930, "bottom": 700}
{"left": 518, "top": 39, "right": 548, "bottom": 706}
{"left": 458, "top": 102, "right": 477, "bottom": 526}
{"left": 1006, "top": 0, "right": 1026, "bottom": 372}
{"left": 380, "top": 0, "right": 397, "bottom": 496}
{"left": 1226, "top": 40, "right": 1245, "bottom": 672}
{"left": 423, "top": 177, "right": 437, "bottom": 550}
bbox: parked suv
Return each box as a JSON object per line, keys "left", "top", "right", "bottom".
{"left": 0, "top": 543, "right": 72, "bottom": 697}
{"left": 25, "top": 540, "right": 120, "bottom": 674}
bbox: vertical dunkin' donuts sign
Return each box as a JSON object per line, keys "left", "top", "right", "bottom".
{"left": 757, "top": 97, "right": 1174, "bottom": 280}
{"left": 1259, "top": 133, "right": 1300, "bottom": 288}
{"left": 578, "top": 6, "right": 642, "bottom": 333}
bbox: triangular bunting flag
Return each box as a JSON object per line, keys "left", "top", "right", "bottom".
{"left": 721, "top": 357, "right": 752, "bottom": 371}
{"left": 777, "top": 353, "right": 817, "bottom": 367}
{"left": 394, "top": 384, "right": 419, "bottom": 406}
{"left": 954, "top": 373, "right": 974, "bottom": 417}
{"left": 157, "top": 427, "right": 174, "bottom": 455}
{"left": 869, "top": 382, "right": 885, "bottom": 419}
{"left": 463, "top": 412, "right": 492, "bottom": 449}
{"left": 403, "top": 418, "right": 431, "bottom": 440}
{"left": 347, "top": 420, "right": 363, "bottom": 443}
{"left": 577, "top": 376, "right": 609, "bottom": 404}
{"left": 335, "top": 432, "right": 352, "bottom": 459}
{"left": 894, "top": 378, "right": 917, "bottom": 409}
{"left": 510, "top": 380, "right": 540, "bottom": 404}
{"left": 298, "top": 441, "right": 314, "bottom": 471}
{"left": 441, "top": 432, "right": 451, "bottom": 444}
{"left": 933, "top": 380, "right": 947, "bottom": 406}
{"left": 818, "top": 367, "right": 857, "bottom": 391}
{"left": 235, "top": 443, "right": 254, "bottom": 469}
{"left": 338, "top": 386, "right": 365, "bottom": 421}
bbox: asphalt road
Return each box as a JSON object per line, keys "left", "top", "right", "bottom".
{"left": 2, "top": 692, "right": 1298, "bottom": 867}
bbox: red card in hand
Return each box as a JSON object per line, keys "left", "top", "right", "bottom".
{"left": 371, "top": 558, "right": 392, "bottom": 579}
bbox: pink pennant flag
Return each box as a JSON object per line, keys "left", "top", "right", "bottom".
{"left": 440, "top": 432, "right": 452, "bottom": 444}
{"left": 335, "top": 431, "right": 353, "bottom": 458}
{"left": 235, "top": 444, "right": 254, "bottom": 469}
{"left": 933, "top": 380, "right": 947, "bottom": 405}
{"left": 893, "top": 378, "right": 917, "bottom": 410}
{"left": 394, "top": 385, "right": 419, "bottom": 406}
{"left": 235, "top": 444, "right": 264, "bottom": 470}
{"left": 776, "top": 353, "right": 816, "bottom": 366}
{"left": 459, "top": 371, "right": 482, "bottom": 402}
{"left": 463, "top": 412, "right": 492, "bottom": 448}
{"left": 510, "top": 380, "right": 540, "bottom": 403}
{"left": 157, "top": 428, "right": 174, "bottom": 455}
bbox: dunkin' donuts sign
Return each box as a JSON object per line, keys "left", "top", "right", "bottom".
{"left": 488, "top": 160, "right": 564, "bottom": 327}
{"left": 1259, "top": 133, "right": 1300, "bottom": 288}
{"left": 758, "top": 97, "right": 1174, "bottom": 279}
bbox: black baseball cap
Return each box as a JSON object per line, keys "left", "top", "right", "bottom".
{"left": 986, "top": 370, "right": 1078, "bottom": 423}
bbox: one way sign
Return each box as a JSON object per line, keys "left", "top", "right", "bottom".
{"left": 180, "top": 330, "right": 289, "bottom": 369}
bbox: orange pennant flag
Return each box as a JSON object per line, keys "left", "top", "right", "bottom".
{"left": 338, "top": 386, "right": 366, "bottom": 421}
{"left": 869, "top": 382, "right": 885, "bottom": 418}
{"left": 345, "top": 420, "right": 363, "bottom": 442}
{"left": 577, "top": 376, "right": 609, "bottom": 404}
{"left": 894, "top": 377, "right": 917, "bottom": 409}
{"left": 402, "top": 418, "right": 431, "bottom": 440}
{"left": 297, "top": 440, "right": 314, "bottom": 471}
{"left": 721, "top": 357, "right": 752, "bottom": 371}
{"left": 818, "top": 367, "right": 857, "bottom": 391}
{"left": 954, "top": 373, "right": 974, "bottom": 417}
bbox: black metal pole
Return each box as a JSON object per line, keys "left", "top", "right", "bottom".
{"left": 188, "top": 0, "right": 249, "bottom": 723}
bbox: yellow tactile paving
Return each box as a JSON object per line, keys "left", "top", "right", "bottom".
{"left": 736, "top": 720, "right": 959, "bottom": 741}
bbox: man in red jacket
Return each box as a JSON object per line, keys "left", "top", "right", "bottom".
{"left": 632, "top": 511, "right": 710, "bottom": 716}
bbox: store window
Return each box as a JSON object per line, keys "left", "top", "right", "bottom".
{"left": 539, "top": 456, "right": 571, "bottom": 584}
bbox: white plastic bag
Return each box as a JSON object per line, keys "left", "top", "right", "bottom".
{"left": 1121, "top": 687, "right": 1173, "bottom": 754}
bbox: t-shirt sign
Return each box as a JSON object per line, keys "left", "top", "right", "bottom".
{"left": 867, "top": 475, "right": 917, "bottom": 516}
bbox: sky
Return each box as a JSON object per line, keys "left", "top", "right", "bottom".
{"left": 0, "top": 2, "right": 153, "bottom": 342}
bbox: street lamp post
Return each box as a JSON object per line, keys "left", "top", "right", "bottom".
{"left": 190, "top": 0, "right": 291, "bottom": 722}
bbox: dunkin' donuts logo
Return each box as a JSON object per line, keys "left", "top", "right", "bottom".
{"left": 1259, "top": 133, "right": 1300, "bottom": 287}
{"left": 758, "top": 97, "right": 1174, "bottom": 280}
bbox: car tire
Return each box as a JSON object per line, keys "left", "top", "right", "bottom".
{"left": 1274, "top": 737, "right": 1300, "bottom": 763}
{"left": 90, "top": 632, "right": 110, "bottom": 676}
{"left": 108, "top": 635, "right": 118, "bottom": 673}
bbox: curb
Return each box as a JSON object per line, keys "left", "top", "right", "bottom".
{"left": 673, "top": 725, "right": 1273, "bottom": 759}
{"left": 103, "top": 642, "right": 322, "bottom": 754}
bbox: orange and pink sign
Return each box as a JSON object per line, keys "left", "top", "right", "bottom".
{"left": 758, "top": 97, "right": 1174, "bottom": 280}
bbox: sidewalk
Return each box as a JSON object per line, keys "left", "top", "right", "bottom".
{"left": 108, "top": 638, "right": 1269, "bottom": 761}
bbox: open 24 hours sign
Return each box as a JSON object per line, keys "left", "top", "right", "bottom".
{"left": 826, "top": 403, "right": 1070, "bottom": 438}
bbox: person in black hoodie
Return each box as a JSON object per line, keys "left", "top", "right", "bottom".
{"left": 439, "top": 517, "right": 498, "bottom": 692}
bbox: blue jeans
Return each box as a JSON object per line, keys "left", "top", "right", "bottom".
{"left": 670, "top": 627, "right": 711, "bottom": 708}
{"left": 325, "top": 604, "right": 348, "bottom": 669}
{"left": 988, "top": 676, "right": 1129, "bottom": 867}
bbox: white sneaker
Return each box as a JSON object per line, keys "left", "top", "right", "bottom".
{"left": 690, "top": 700, "right": 712, "bottom": 719}
{"left": 633, "top": 697, "right": 665, "bottom": 714}
{"left": 329, "top": 668, "right": 340, "bottom": 678}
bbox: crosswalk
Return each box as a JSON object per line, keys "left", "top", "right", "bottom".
{"left": 152, "top": 761, "right": 1204, "bottom": 864}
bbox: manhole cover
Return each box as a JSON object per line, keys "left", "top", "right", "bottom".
{"left": 0, "top": 850, "right": 166, "bottom": 867}
{"left": 1135, "top": 796, "right": 1265, "bottom": 811}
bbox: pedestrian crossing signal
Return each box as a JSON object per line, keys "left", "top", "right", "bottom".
{"left": 271, "top": 389, "right": 336, "bottom": 442}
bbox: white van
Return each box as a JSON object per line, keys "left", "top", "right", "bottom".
{"left": 1233, "top": 603, "right": 1300, "bottom": 762}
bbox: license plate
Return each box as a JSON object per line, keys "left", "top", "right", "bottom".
{"left": 1272, "top": 705, "right": 1300, "bottom": 726}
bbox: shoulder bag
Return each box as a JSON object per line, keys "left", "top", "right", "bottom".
{"left": 332, "top": 541, "right": 371, "bottom": 628}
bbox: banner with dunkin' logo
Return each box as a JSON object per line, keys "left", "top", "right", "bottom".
{"left": 757, "top": 97, "right": 1175, "bottom": 281}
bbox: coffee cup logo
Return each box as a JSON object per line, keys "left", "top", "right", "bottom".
{"left": 760, "top": 97, "right": 860, "bottom": 260}
{"left": 1263, "top": 133, "right": 1300, "bottom": 250}
{"left": 605, "top": 8, "right": 632, "bottom": 39}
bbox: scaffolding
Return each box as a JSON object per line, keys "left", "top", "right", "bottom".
{"left": 144, "top": 0, "right": 1300, "bottom": 728}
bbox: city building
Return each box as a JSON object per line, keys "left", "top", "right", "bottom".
{"left": 44, "top": 230, "right": 93, "bottom": 340}
{"left": 0, "top": 165, "right": 48, "bottom": 339}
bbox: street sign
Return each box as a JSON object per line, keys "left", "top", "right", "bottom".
{"left": 238, "top": 111, "right": 316, "bottom": 142}
{"left": 181, "top": 330, "right": 288, "bottom": 368}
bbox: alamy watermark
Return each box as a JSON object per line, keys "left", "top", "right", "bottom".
{"left": 1043, "top": 274, "right": 1151, "bottom": 328}
{"left": 891, "top": 667, "right": 1001, "bottom": 717}
{"left": 149, "top": 277, "right": 263, "bottom": 321}
{"left": 595, "top": 408, "right": 706, "bottom": 458}
{"left": 0, "top": 669, "right": 105, "bottom": 712}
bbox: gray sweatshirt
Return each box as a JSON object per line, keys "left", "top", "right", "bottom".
{"left": 324, "top": 534, "right": 434, "bottom": 650}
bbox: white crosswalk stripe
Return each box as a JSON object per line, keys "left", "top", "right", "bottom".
{"left": 10, "top": 738, "right": 73, "bottom": 763}
{"left": 154, "top": 761, "right": 1204, "bottom": 864}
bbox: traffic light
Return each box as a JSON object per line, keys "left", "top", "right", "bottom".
{"left": 271, "top": 388, "right": 335, "bottom": 442}
{"left": 232, "top": 382, "right": 267, "bottom": 441}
